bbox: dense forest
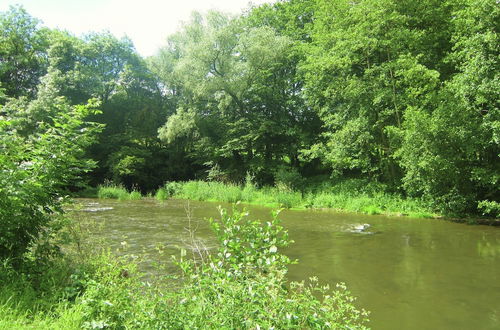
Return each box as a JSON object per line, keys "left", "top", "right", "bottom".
{"left": 1, "top": 0, "right": 498, "bottom": 217}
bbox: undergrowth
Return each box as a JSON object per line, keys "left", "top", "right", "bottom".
{"left": 97, "top": 184, "right": 142, "bottom": 201}
{"left": 0, "top": 206, "right": 369, "bottom": 329}
{"left": 156, "top": 179, "right": 435, "bottom": 218}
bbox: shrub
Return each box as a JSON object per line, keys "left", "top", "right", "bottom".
{"left": 156, "top": 182, "right": 183, "bottom": 200}
{"left": 97, "top": 185, "right": 142, "bottom": 200}
{"left": 155, "top": 188, "right": 169, "bottom": 201}
{"left": 160, "top": 206, "right": 370, "bottom": 328}
{"left": 0, "top": 98, "right": 101, "bottom": 262}
{"left": 128, "top": 190, "right": 142, "bottom": 200}
{"left": 274, "top": 165, "right": 304, "bottom": 191}
{"left": 478, "top": 200, "right": 500, "bottom": 218}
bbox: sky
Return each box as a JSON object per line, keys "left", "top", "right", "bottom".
{"left": 0, "top": 0, "right": 276, "bottom": 57}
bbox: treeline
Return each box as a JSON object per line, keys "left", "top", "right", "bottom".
{"left": 1, "top": 0, "right": 498, "bottom": 216}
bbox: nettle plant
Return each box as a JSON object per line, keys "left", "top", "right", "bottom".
{"left": 167, "top": 206, "right": 369, "bottom": 329}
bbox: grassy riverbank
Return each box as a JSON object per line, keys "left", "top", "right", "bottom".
{"left": 152, "top": 180, "right": 436, "bottom": 218}
{"left": 92, "top": 180, "right": 436, "bottom": 218}
{"left": 90, "top": 181, "right": 500, "bottom": 224}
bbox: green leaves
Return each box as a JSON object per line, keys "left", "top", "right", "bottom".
{"left": 0, "top": 92, "right": 102, "bottom": 261}
{"left": 167, "top": 206, "right": 368, "bottom": 328}
{"left": 153, "top": 11, "right": 312, "bottom": 184}
{"left": 0, "top": 6, "right": 49, "bottom": 100}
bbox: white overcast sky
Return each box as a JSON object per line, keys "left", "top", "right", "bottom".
{"left": 1, "top": 0, "right": 276, "bottom": 57}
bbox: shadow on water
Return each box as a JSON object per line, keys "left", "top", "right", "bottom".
{"left": 76, "top": 198, "right": 500, "bottom": 330}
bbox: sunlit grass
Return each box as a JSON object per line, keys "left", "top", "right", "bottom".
{"left": 97, "top": 184, "right": 143, "bottom": 200}
{"left": 159, "top": 180, "right": 436, "bottom": 217}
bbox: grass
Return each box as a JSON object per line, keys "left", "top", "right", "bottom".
{"left": 158, "top": 179, "right": 436, "bottom": 218}
{"left": 97, "top": 184, "right": 143, "bottom": 200}
{"left": 92, "top": 179, "right": 434, "bottom": 218}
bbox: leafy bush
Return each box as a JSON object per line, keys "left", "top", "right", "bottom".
{"left": 0, "top": 97, "right": 101, "bottom": 262}
{"left": 154, "top": 188, "right": 169, "bottom": 201}
{"left": 128, "top": 190, "right": 142, "bottom": 200}
{"left": 274, "top": 165, "right": 305, "bottom": 191}
{"left": 155, "top": 182, "right": 183, "bottom": 200}
{"left": 478, "top": 200, "right": 500, "bottom": 218}
{"left": 158, "top": 206, "right": 369, "bottom": 328}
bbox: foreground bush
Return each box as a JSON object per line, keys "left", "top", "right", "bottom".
{"left": 155, "top": 206, "right": 369, "bottom": 328}
{"left": 72, "top": 206, "right": 369, "bottom": 328}
{"left": 0, "top": 96, "right": 102, "bottom": 262}
{"left": 0, "top": 206, "right": 369, "bottom": 329}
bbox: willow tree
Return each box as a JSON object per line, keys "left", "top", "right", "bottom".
{"left": 153, "top": 11, "right": 307, "bottom": 183}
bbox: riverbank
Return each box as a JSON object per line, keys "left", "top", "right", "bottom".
{"left": 85, "top": 180, "right": 500, "bottom": 225}
{"left": 155, "top": 180, "right": 437, "bottom": 218}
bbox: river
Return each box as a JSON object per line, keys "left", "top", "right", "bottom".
{"left": 77, "top": 198, "right": 500, "bottom": 329}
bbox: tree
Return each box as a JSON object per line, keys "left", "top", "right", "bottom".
{"left": 45, "top": 30, "right": 172, "bottom": 190}
{"left": 0, "top": 5, "right": 49, "bottom": 100}
{"left": 301, "top": 0, "right": 456, "bottom": 187}
{"left": 154, "top": 11, "right": 312, "bottom": 184}
{"left": 396, "top": 0, "right": 499, "bottom": 214}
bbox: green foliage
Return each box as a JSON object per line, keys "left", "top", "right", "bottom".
{"left": 160, "top": 206, "right": 369, "bottom": 328}
{"left": 301, "top": 0, "right": 453, "bottom": 185}
{"left": 0, "top": 207, "right": 369, "bottom": 329}
{"left": 97, "top": 184, "right": 143, "bottom": 201}
{"left": 43, "top": 27, "right": 172, "bottom": 192}
{"left": 98, "top": 185, "right": 129, "bottom": 200}
{"left": 155, "top": 182, "right": 182, "bottom": 200}
{"left": 178, "top": 181, "right": 243, "bottom": 203}
{"left": 153, "top": 10, "right": 314, "bottom": 184}
{"left": 274, "top": 164, "right": 305, "bottom": 191}
{"left": 478, "top": 200, "right": 500, "bottom": 218}
{"left": 0, "top": 5, "right": 49, "bottom": 100}
{"left": 128, "top": 190, "right": 142, "bottom": 200}
{"left": 168, "top": 180, "right": 433, "bottom": 216}
{"left": 3, "top": 0, "right": 498, "bottom": 223}
{"left": 396, "top": 0, "right": 499, "bottom": 214}
{"left": 0, "top": 93, "right": 101, "bottom": 262}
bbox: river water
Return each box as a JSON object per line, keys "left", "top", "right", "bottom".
{"left": 77, "top": 198, "right": 500, "bottom": 329}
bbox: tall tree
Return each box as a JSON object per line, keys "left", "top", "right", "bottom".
{"left": 45, "top": 31, "right": 172, "bottom": 190}
{"left": 396, "top": 0, "right": 499, "bottom": 213}
{"left": 301, "top": 0, "right": 456, "bottom": 187}
{"left": 154, "top": 11, "right": 314, "bottom": 183}
{"left": 0, "top": 6, "right": 49, "bottom": 100}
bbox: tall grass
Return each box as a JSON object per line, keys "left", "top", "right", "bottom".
{"left": 97, "top": 184, "right": 142, "bottom": 200}
{"left": 158, "top": 179, "right": 435, "bottom": 217}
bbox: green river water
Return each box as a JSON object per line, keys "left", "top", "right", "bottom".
{"left": 77, "top": 198, "right": 500, "bottom": 329}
